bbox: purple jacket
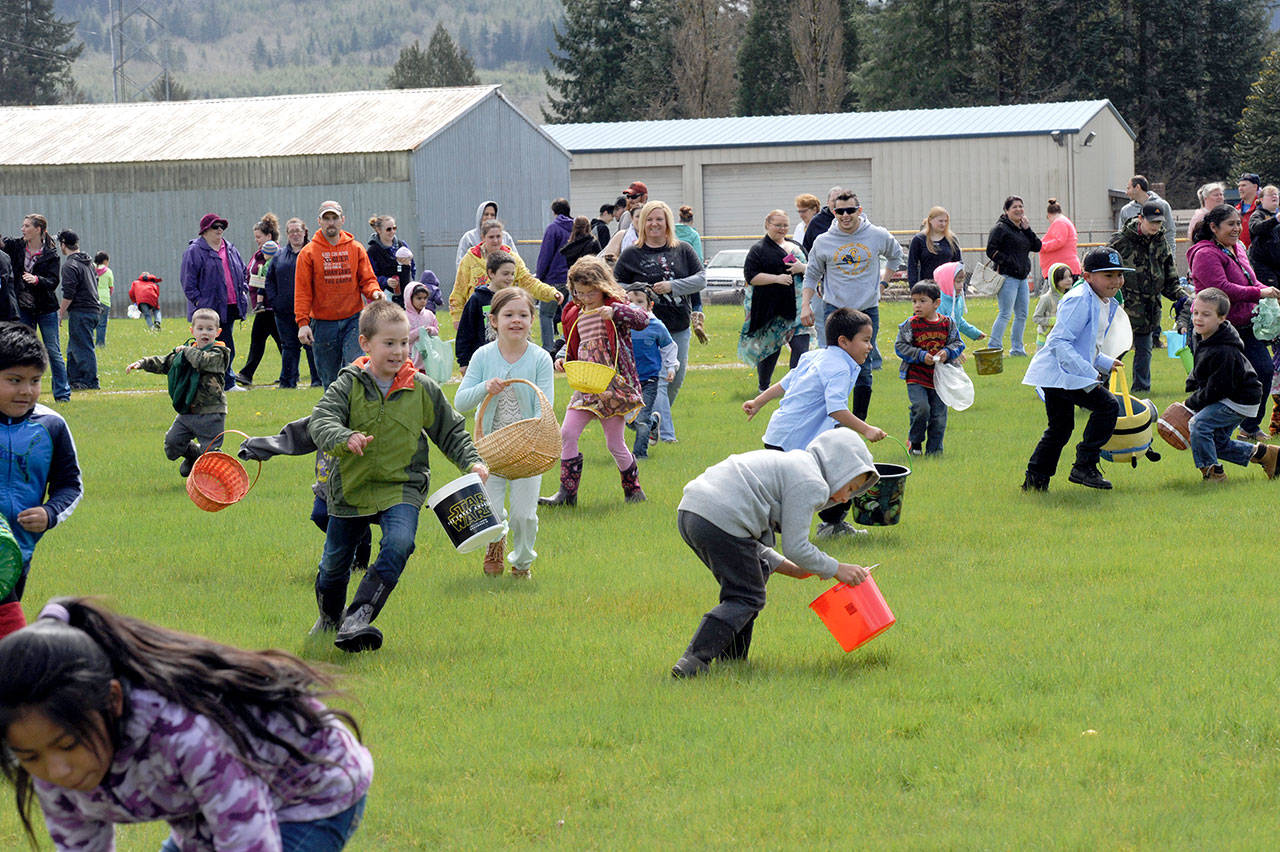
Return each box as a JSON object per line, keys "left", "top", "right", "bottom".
{"left": 535, "top": 215, "right": 574, "bottom": 285}
{"left": 181, "top": 237, "right": 249, "bottom": 323}
{"left": 1189, "top": 239, "right": 1263, "bottom": 328}
{"left": 35, "top": 687, "right": 372, "bottom": 851}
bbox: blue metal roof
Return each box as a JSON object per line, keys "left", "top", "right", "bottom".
{"left": 542, "top": 100, "right": 1134, "bottom": 153}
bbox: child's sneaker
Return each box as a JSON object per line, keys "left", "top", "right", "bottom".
{"left": 815, "top": 521, "right": 868, "bottom": 539}
{"left": 1200, "top": 464, "right": 1228, "bottom": 483}
{"left": 1067, "top": 464, "right": 1112, "bottom": 490}
{"left": 1021, "top": 470, "right": 1049, "bottom": 492}
{"left": 511, "top": 566, "right": 531, "bottom": 579}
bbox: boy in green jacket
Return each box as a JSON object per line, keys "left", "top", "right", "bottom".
{"left": 308, "top": 299, "right": 488, "bottom": 652}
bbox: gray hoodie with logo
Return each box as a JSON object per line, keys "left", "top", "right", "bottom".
{"left": 803, "top": 217, "right": 904, "bottom": 312}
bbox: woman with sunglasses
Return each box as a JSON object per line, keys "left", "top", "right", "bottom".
{"left": 367, "top": 214, "right": 414, "bottom": 306}
{"left": 180, "top": 213, "right": 248, "bottom": 390}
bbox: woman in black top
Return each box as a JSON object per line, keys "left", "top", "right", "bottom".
{"left": 907, "top": 206, "right": 962, "bottom": 285}
{"left": 614, "top": 200, "right": 705, "bottom": 442}
{"left": 366, "top": 214, "right": 415, "bottom": 306}
{"left": 985, "top": 195, "right": 1042, "bottom": 356}
{"left": 739, "top": 210, "right": 808, "bottom": 391}
{"left": 560, "top": 216, "right": 600, "bottom": 270}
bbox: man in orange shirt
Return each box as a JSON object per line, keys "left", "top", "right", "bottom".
{"left": 295, "top": 200, "right": 384, "bottom": 387}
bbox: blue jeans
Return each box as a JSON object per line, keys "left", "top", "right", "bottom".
{"left": 655, "top": 326, "right": 692, "bottom": 441}
{"left": 66, "top": 310, "right": 99, "bottom": 389}
{"left": 989, "top": 276, "right": 1030, "bottom": 355}
{"left": 316, "top": 503, "right": 419, "bottom": 597}
{"left": 809, "top": 293, "right": 826, "bottom": 348}
{"left": 633, "top": 377, "right": 660, "bottom": 456}
{"left": 160, "top": 795, "right": 365, "bottom": 852}
{"left": 824, "top": 302, "right": 878, "bottom": 389}
{"left": 906, "top": 382, "right": 946, "bottom": 454}
{"left": 1131, "top": 329, "right": 1153, "bottom": 392}
{"left": 1189, "top": 401, "right": 1256, "bottom": 470}
{"left": 95, "top": 303, "right": 109, "bottom": 346}
{"left": 312, "top": 315, "right": 361, "bottom": 389}
{"left": 139, "top": 303, "right": 161, "bottom": 327}
{"left": 19, "top": 309, "right": 70, "bottom": 400}
{"left": 275, "top": 312, "right": 303, "bottom": 388}
{"left": 539, "top": 285, "right": 567, "bottom": 351}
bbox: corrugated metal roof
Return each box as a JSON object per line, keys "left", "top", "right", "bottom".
{"left": 543, "top": 100, "right": 1135, "bottom": 153}
{"left": 0, "top": 86, "right": 516, "bottom": 165}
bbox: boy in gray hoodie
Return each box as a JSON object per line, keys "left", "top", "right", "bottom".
{"left": 671, "top": 428, "right": 880, "bottom": 677}
{"left": 801, "top": 193, "right": 904, "bottom": 420}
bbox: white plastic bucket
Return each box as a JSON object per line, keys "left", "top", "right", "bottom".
{"left": 426, "top": 473, "right": 506, "bottom": 553}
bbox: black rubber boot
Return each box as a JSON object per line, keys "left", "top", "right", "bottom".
{"left": 540, "top": 454, "right": 583, "bottom": 507}
{"left": 717, "top": 613, "right": 756, "bottom": 662}
{"left": 851, "top": 385, "right": 873, "bottom": 421}
{"left": 178, "top": 441, "right": 202, "bottom": 478}
{"left": 1021, "top": 470, "right": 1050, "bottom": 492}
{"left": 671, "top": 615, "right": 738, "bottom": 678}
{"left": 310, "top": 580, "right": 346, "bottom": 636}
{"left": 334, "top": 571, "right": 395, "bottom": 653}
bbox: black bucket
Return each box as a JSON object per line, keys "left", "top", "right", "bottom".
{"left": 850, "top": 463, "right": 911, "bottom": 526}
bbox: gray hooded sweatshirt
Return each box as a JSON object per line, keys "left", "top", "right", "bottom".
{"left": 803, "top": 217, "right": 904, "bottom": 312}
{"left": 677, "top": 429, "right": 879, "bottom": 579}
{"left": 456, "top": 200, "right": 516, "bottom": 265}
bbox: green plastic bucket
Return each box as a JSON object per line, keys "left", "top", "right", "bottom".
{"left": 0, "top": 516, "right": 22, "bottom": 600}
{"left": 851, "top": 463, "right": 911, "bottom": 526}
{"left": 1176, "top": 346, "right": 1192, "bottom": 374}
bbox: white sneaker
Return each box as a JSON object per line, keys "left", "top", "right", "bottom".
{"left": 227, "top": 385, "right": 249, "bottom": 392}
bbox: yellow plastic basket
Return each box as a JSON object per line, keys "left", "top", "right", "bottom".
{"left": 563, "top": 310, "right": 618, "bottom": 394}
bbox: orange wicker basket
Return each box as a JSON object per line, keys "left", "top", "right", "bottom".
{"left": 563, "top": 309, "right": 618, "bottom": 394}
{"left": 186, "top": 430, "right": 261, "bottom": 512}
{"left": 473, "top": 378, "right": 562, "bottom": 479}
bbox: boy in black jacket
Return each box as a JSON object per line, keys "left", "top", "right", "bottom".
{"left": 1186, "top": 287, "right": 1279, "bottom": 481}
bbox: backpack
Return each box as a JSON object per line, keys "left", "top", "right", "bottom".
{"left": 167, "top": 339, "right": 213, "bottom": 413}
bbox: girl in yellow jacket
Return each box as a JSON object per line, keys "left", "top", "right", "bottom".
{"left": 449, "top": 219, "right": 561, "bottom": 326}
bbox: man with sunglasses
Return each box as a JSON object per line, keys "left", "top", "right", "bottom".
{"left": 616, "top": 181, "right": 648, "bottom": 235}
{"left": 801, "top": 192, "right": 903, "bottom": 421}
{"left": 181, "top": 213, "right": 249, "bottom": 391}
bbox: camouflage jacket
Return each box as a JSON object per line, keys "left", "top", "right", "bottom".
{"left": 1109, "top": 218, "right": 1183, "bottom": 334}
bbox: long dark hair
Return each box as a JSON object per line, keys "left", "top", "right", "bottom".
{"left": 570, "top": 216, "right": 591, "bottom": 241}
{"left": 0, "top": 598, "right": 360, "bottom": 847}
{"left": 1190, "top": 203, "right": 1241, "bottom": 245}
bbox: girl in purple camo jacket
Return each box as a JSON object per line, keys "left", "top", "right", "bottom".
{"left": 0, "top": 598, "right": 372, "bottom": 851}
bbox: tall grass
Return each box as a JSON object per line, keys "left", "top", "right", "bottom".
{"left": 2, "top": 300, "right": 1278, "bottom": 849}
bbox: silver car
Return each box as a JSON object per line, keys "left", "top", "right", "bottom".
{"left": 704, "top": 249, "right": 748, "bottom": 303}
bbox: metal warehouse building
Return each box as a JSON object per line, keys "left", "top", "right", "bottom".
{"left": 0, "top": 86, "right": 570, "bottom": 317}
{"left": 543, "top": 100, "right": 1135, "bottom": 254}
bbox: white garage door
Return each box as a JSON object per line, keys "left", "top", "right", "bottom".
{"left": 569, "top": 166, "right": 684, "bottom": 216}
{"left": 702, "top": 159, "right": 873, "bottom": 239}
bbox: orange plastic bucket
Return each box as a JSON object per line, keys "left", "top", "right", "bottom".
{"left": 809, "top": 577, "right": 895, "bottom": 652}
{"left": 186, "top": 430, "right": 260, "bottom": 512}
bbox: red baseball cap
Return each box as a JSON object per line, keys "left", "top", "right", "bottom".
{"left": 624, "top": 181, "right": 648, "bottom": 197}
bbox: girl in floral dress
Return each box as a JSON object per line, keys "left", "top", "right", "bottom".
{"left": 541, "top": 256, "right": 649, "bottom": 506}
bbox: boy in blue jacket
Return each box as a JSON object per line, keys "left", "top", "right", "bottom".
{"left": 1021, "top": 247, "right": 1127, "bottom": 492}
{"left": 0, "top": 322, "right": 83, "bottom": 638}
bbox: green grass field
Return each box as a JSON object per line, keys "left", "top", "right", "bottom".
{"left": 4, "top": 301, "right": 1279, "bottom": 849}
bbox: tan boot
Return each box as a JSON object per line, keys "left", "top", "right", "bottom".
{"left": 691, "top": 311, "right": 708, "bottom": 344}
{"left": 483, "top": 538, "right": 505, "bottom": 576}
{"left": 1200, "top": 465, "right": 1227, "bottom": 483}
{"left": 1253, "top": 444, "right": 1280, "bottom": 480}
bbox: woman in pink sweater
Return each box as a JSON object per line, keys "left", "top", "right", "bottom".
{"left": 1039, "top": 198, "right": 1081, "bottom": 286}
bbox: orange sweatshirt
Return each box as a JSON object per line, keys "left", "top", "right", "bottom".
{"left": 294, "top": 230, "right": 381, "bottom": 326}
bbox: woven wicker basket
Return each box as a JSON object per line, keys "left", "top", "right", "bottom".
{"left": 186, "top": 430, "right": 261, "bottom": 512}
{"left": 474, "top": 379, "right": 562, "bottom": 479}
{"left": 563, "top": 309, "right": 618, "bottom": 393}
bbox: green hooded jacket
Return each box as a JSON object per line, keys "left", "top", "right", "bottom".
{"left": 1108, "top": 217, "right": 1183, "bottom": 334}
{"left": 308, "top": 358, "right": 481, "bottom": 517}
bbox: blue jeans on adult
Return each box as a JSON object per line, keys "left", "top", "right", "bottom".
{"left": 906, "top": 382, "right": 947, "bottom": 454}
{"left": 160, "top": 795, "right": 366, "bottom": 852}
{"left": 808, "top": 292, "right": 826, "bottom": 348}
{"left": 19, "top": 309, "right": 70, "bottom": 400}
{"left": 540, "top": 285, "right": 567, "bottom": 352}
{"left": 65, "top": 309, "right": 99, "bottom": 389}
{"left": 989, "top": 276, "right": 1030, "bottom": 356}
{"left": 1131, "top": 329, "right": 1154, "bottom": 392}
{"left": 316, "top": 503, "right": 419, "bottom": 599}
{"left": 1189, "top": 401, "right": 1255, "bottom": 470}
{"left": 1236, "top": 323, "right": 1274, "bottom": 434}
{"left": 655, "top": 326, "right": 692, "bottom": 441}
{"left": 275, "top": 312, "right": 303, "bottom": 388}
{"left": 95, "top": 303, "right": 109, "bottom": 346}
{"left": 312, "top": 314, "right": 362, "bottom": 389}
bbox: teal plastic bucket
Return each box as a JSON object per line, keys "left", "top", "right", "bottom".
{"left": 1166, "top": 331, "right": 1185, "bottom": 358}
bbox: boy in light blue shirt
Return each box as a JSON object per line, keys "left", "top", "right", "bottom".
{"left": 1021, "top": 247, "right": 1128, "bottom": 492}
{"left": 743, "top": 307, "right": 887, "bottom": 537}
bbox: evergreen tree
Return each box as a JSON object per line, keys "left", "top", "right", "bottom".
{"left": 1232, "top": 53, "right": 1280, "bottom": 185}
{"left": 0, "top": 0, "right": 83, "bottom": 105}
{"left": 149, "top": 70, "right": 191, "bottom": 102}
{"left": 387, "top": 24, "right": 479, "bottom": 89}
{"left": 736, "top": 0, "right": 799, "bottom": 115}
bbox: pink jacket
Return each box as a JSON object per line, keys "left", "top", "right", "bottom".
{"left": 1188, "top": 239, "right": 1263, "bottom": 327}
{"left": 1039, "top": 216, "right": 1081, "bottom": 274}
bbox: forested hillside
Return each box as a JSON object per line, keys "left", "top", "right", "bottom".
{"left": 51, "top": 0, "right": 559, "bottom": 114}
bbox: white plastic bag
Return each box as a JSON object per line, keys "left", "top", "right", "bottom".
{"left": 1100, "top": 305, "right": 1133, "bottom": 359}
{"left": 127, "top": 304, "right": 141, "bottom": 319}
{"left": 933, "top": 361, "right": 974, "bottom": 411}
{"left": 417, "top": 335, "right": 454, "bottom": 385}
